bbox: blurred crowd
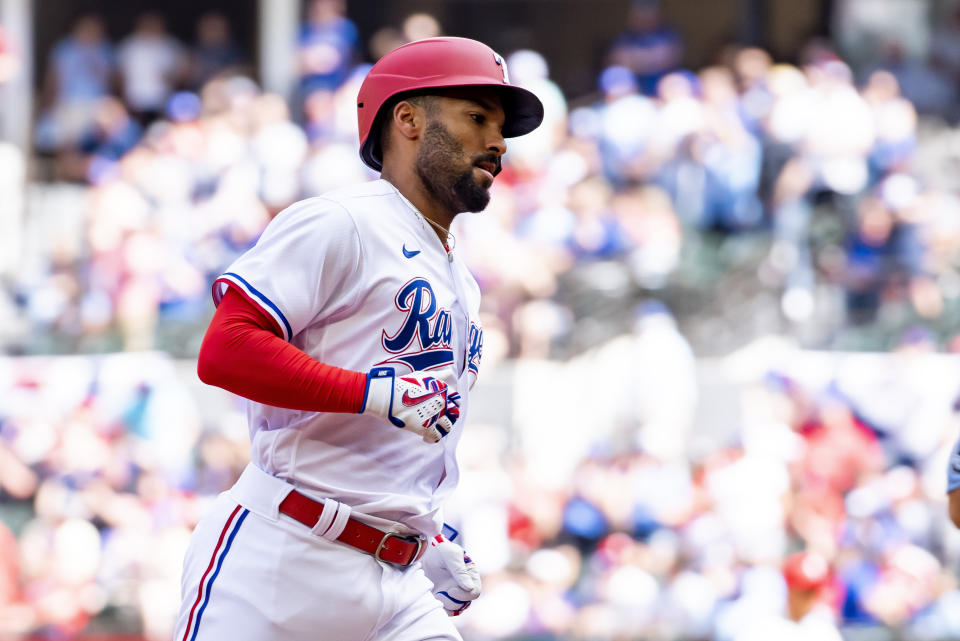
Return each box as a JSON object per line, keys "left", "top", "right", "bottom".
{"left": 5, "top": 1, "right": 960, "bottom": 640}
{"left": 3, "top": 322, "right": 960, "bottom": 640}
{"left": 448, "top": 325, "right": 960, "bottom": 641}
{"left": 7, "top": 1, "right": 960, "bottom": 358}
{"left": 33, "top": 10, "right": 244, "bottom": 169}
{"left": 0, "top": 352, "right": 249, "bottom": 639}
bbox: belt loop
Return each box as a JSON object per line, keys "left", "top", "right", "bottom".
{"left": 322, "top": 501, "right": 352, "bottom": 541}
{"left": 271, "top": 487, "right": 294, "bottom": 521}
{"left": 310, "top": 498, "right": 338, "bottom": 537}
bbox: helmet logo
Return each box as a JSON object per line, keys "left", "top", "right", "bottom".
{"left": 493, "top": 53, "right": 509, "bottom": 84}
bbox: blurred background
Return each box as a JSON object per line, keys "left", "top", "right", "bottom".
{"left": 3, "top": 0, "right": 960, "bottom": 639}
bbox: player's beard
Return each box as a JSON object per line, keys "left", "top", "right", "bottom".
{"left": 415, "top": 120, "right": 498, "bottom": 214}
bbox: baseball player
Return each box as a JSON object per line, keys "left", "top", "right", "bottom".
{"left": 173, "top": 37, "right": 543, "bottom": 641}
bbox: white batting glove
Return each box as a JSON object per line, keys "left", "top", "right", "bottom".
{"left": 360, "top": 367, "right": 456, "bottom": 443}
{"left": 421, "top": 534, "right": 481, "bottom": 616}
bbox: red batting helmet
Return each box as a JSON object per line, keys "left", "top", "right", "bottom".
{"left": 356, "top": 37, "right": 545, "bottom": 171}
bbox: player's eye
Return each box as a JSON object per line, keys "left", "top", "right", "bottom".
{"left": 469, "top": 113, "right": 485, "bottom": 124}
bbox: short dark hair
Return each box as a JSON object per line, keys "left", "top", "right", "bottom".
{"left": 377, "top": 93, "right": 438, "bottom": 160}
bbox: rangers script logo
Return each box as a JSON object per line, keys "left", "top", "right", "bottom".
{"left": 380, "top": 278, "right": 455, "bottom": 371}
{"left": 467, "top": 321, "right": 482, "bottom": 376}
{"left": 378, "top": 278, "right": 483, "bottom": 378}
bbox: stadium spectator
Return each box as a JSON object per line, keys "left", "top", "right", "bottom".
{"left": 608, "top": 0, "right": 683, "bottom": 96}
{"left": 867, "top": 39, "right": 957, "bottom": 120}
{"left": 187, "top": 12, "right": 245, "bottom": 90}
{"left": 588, "top": 65, "right": 657, "bottom": 187}
{"left": 250, "top": 92, "right": 309, "bottom": 211}
{"left": 56, "top": 96, "right": 142, "bottom": 183}
{"left": 842, "top": 192, "right": 928, "bottom": 324}
{"left": 793, "top": 392, "right": 886, "bottom": 495}
{"left": 696, "top": 66, "right": 763, "bottom": 231}
{"left": 731, "top": 551, "right": 843, "bottom": 641}
{"left": 503, "top": 49, "right": 568, "bottom": 171}
{"left": 297, "top": 0, "right": 359, "bottom": 95}
{"left": 117, "top": 12, "right": 187, "bottom": 125}
{"left": 34, "top": 14, "right": 115, "bottom": 154}
{"left": 612, "top": 184, "right": 682, "bottom": 288}
{"left": 730, "top": 47, "right": 774, "bottom": 136}
{"left": 401, "top": 12, "right": 442, "bottom": 42}
{"left": 862, "top": 70, "right": 917, "bottom": 182}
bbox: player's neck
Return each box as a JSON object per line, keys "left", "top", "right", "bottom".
{"left": 380, "top": 171, "right": 454, "bottom": 242}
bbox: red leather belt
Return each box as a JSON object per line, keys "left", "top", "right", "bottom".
{"left": 278, "top": 490, "right": 426, "bottom": 567}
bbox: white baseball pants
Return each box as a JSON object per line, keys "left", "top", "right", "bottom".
{"left": 173, "top": 465, "right": 460, "bottom": 641}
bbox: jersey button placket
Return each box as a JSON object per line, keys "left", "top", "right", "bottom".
{"left": 445, "top": 256, "right": 471, "bottom": 378}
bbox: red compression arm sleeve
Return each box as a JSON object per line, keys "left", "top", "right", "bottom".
{"left": 197, "top": 286, "right": 367, "bottom": 412}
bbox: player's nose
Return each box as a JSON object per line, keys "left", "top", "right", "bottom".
{"left": 486, "top": 130, "right": 506, "bottom": 157}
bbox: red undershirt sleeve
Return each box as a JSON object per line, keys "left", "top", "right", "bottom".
{"left": 197, "top": 286, "right": 367, "bottom": 413}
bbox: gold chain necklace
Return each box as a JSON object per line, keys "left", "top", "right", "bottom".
{"left": 390, "top": 183, "right": 456, "bottom": 252}
{"left": 417, "top": 212, "right": 457, "bottom": 252}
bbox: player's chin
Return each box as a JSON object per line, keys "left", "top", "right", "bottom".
{"left": 452, "top": 173, "right": 492, "bottom": 212}
{"left": 472, "top": 165, "right": 495, "bottom": 188}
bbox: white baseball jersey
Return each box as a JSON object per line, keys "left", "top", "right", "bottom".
{"left": 212, "top": 179, "right": 483, "bottom": 536}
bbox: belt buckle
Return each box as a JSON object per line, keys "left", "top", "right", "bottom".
{"left": 374, "top": 532, "right": 423, "bottom": 566}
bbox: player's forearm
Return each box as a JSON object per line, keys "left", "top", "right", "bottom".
{"left": 198, "top": 287, "right": 366, "bottom": 412}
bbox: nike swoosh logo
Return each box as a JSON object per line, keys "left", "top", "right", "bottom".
{"left": 402, "top": 245, "right": 421, "bottom": 259}
{"left": 402, "top": 389, "right": 440, "bottom": 405}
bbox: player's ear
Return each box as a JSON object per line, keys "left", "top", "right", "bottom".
{"left": 392, "top": 100, "right": 422, "bottom": 141}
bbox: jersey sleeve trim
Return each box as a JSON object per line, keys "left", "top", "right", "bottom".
{"left": 213, "top": 272, "right": 293, "bottom": 341}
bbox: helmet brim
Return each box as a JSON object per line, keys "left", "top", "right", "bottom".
{"left": 360, "top": 83, "right": 545, "bottom": 172}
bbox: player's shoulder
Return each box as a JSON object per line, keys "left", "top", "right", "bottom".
{"left": 318, "top": 179, "right": 398, "bottom": 209}
{"left": 255, "top": 193, "right": 363, "bottom": 250}
{"left": 265, "top": 180, "right": 405, "bottom": 241}
{"left": 266, "top": 195, "right": 351, "bottom": 229}
{"left": 317, "top": 179, "right": 408, "bottom": 227}
{"left": 271, "top": 180, "right": 391, "bottom": 217}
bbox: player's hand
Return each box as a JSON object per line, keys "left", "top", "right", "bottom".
{"left": 420, "top": 535, "right": 481, "bottom": 616}
{"left": 444, "top": 391, "right": 461, "bottom": 424}
{"left": 360, "top": 367, "right": 457, "bottom": 443}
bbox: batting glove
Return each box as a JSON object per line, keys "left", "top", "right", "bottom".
{"left": 421, "top": 534, "right": 481, "bottom": 616}
{"left": 445, "top": 391, "right": 461, "bottom": 424}
{"left": 948, "top": 432, "right": 960, "bottom": 492}
{"left": 360, "top": 367, "right": 456, "bottom": 443}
